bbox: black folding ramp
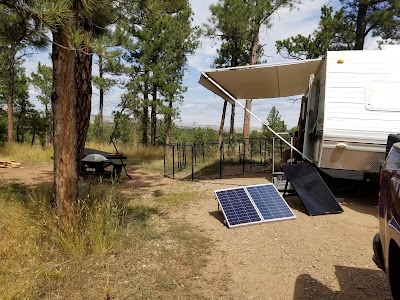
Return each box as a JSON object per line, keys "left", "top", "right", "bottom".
{"left": 281, "top": 163, "right": 343, "bottom": 216}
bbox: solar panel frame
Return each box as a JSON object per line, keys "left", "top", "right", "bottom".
{"left": 245, "top": 183, "right": 296, "bottom": 223}
{"left": 214, "top": 187, "right": 263, "bottom": 228}
{"left": 215, "top": 184, "right": 296, "bottom": 228}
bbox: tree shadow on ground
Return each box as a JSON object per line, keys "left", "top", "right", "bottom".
{"left": 293, "top": 265, "right": 391, "bottom": 300}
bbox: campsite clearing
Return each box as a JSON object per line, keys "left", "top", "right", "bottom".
{"left": 0, "top": 163, "right": 391, "bottom": 299}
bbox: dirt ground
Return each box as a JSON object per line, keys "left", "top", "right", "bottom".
{"left": 0, "top": 163, "right": 392, "bottom": 300}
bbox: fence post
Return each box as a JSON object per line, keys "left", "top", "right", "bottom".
{"left": 264, "top": 139, "right": 267, "bottom": 166}
{"left": 250, "top": 140, "right": 253, "bottom": 172}
{"left": 163, "top": 145, "right": 166, "bottom": 177}
{"left": 272, "top": 137, "right": 275, "bottom": 173}
{"left": 202, "top": 142, "right": 205, "bottom": 163}
{"left": 290, "top": 137, "right": 294, "bottom": 163}
{"left": 192, "top": 145, "right": 194, "bottom": 181}
{"left": 172, "top": 145, "right": 175, "bottom": 179}
{"left": 242, "top": 139, "right": 246, "bottom": 173}
{"left": 183, "top": 142, "right": 186, "bottom": 168}
{"left": 177, "top": 143, "right": 180, "bottom": 170}
{"left": 220, "top": 141, "right": 224, "bottom": 179}
{"left": 194, "top": 142, "right": 196, "bottom": 164}
{"left": 239, "top": 142, "right": 241, "bottom": 163}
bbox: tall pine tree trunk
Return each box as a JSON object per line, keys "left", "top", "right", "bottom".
{"left": 243, "top": 25, "right": 260, "bottom": 152}
{"left": 98, "top": 54, "right": 104, "bottom": 141}
{"left": 228, "top": 103, "right": 235, "bottom": 155}
{"left": 218, "top": 100, "right": 228, "bottom": 146}
{"left": 165, "top": 100, "right": 173, "bottom": 145}
{"left": 355, "top": 3, "right": 368, "bottom": 50}
{"left": 150, "top": 85, "right": 157, "bottom": 146}
{"left": 51, "top": 4, "right": 93, "bottom": 226}
{"left": 142, "top": 80, "right": 149, "bottom": 145}
{"left": 7, "top": 47, "right": 16, "bottom": 143}
{"left": 44, "top": 104, "right": 50, "bottom": 147}
{"left": 132, "top": 118, "right": 138, "bottom": 149}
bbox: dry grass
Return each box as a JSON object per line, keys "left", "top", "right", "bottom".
{"left": 0, "top": 183, "right": 125, "bottom": 299}
{"left": 0, "top": 179, "right": 212, "bottom": 299}
{"left": 0, "top": 143, "right": 53, "bottom": 163}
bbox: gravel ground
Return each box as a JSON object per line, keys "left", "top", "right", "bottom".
{"left": 177, "top": 174, "right": 392, "bottom": 300}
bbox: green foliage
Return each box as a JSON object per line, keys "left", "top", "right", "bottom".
{"left": 87, "top": 115, "right": 114, "bottom": 143}
{"left": 276, "top": 6, "right": 354, "bottom": 59}
{"left": 205, "top": 0, "right": 254, "bottom": 68}
{"left": 262, "top": 106, "right": 287, "bottom": 139}
{"left": 117, "top": 0, "right": 200, "bottom": 145}
{"left": 171, "top": 127, "right": 219, "bottom": 143}
{"left": 30, "top": 62, "right": 52, "bottom": 111}
{"left": 276, "top": 1, "right": 400, "bottom": 59}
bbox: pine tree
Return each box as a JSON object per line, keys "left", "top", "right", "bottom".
{"left": 205, "top": 0, "right": 300, "bottom": 151}
{"left": 117, "top": 0, "right": 199, "bottom": 146}
{"left": 276, "top": 1, "right": 400, "bottom": 59}
{"left": 92, "top": 34, "right": 120, "bottom": 142}
{"left": 205, "top": 0, "right": 253, "bottom": 149}
{"left": 30, "top": 62, "right": 52, "bottom": 146}
{"left": 0, "top": 4, "right": 47, "bottom": 143}
{"left": 1, "top": 0, "right": 120, "bottom": 225}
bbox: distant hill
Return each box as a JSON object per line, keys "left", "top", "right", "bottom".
{"left": 89, "top": 115, "right": 262, "bottom": 131}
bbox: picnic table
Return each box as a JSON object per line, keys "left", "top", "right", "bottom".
{"left": 81, "top": 148, "right": 128, "bottom": 178}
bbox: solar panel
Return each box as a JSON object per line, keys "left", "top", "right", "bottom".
{"left": 246, "top": 184, "right": 296, "bottom": 222}
{"left": 281, "top": 163, "right": 343, "bottom": 216}
{"left": 215, "top": 187, "right": 262, "bottom": 228}
{"left": 215, "top": 184, "right": 296, "bottom": 228}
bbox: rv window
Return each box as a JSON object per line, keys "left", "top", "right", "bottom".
{"left": 366, "top": 81, "right": 400, "bottom": 111}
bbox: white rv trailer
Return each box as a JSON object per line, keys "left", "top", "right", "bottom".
{"left": 199, "top": 46, "right": 400, "bottom": 180}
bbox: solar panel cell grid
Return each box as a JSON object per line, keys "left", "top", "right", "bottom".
{"left": 246, "top": 184, "right": 295, "bottom": 221}
{"left": 215, "top": 188, "right": 262, "bottom": 227}
{"left": 215, "top": 184, "right": 295, "bottom": 228}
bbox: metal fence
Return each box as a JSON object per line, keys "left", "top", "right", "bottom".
{"left": 164, "top": 135, "right": 295, "bottom": 180}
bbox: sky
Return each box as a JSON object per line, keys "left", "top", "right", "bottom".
{"left": 24, "top": 0, "right": 381, "bottom": 131}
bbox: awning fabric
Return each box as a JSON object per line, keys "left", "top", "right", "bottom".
{"left": 199, "top": 58, "right": 323, "bottom": 103}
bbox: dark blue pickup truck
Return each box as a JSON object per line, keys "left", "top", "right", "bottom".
{"left": 373, "top": 142, "right": 400, "bottom": 300}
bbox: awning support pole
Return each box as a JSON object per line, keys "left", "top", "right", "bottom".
{"left": 201, "top": 72, "right": 313, "bottom": 164}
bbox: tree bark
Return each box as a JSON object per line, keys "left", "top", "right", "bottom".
{"left": 7, "top": 93, "right": 13, "bottom": 143}
{"left": 165, "top": 100, "right": 173, "bottom": 145}
{"left": 7, "top": 47, "right": 16, "bottom": 143}
{"left": 52, "top": 30, "right": 79, "bottom": 227}
{"left": 44, "top": 104, "right": 50, "bottom": 147}
{"left": 51, "top": 2, "right": 93, "bottom": 226}
{"left": 355, "top": 3, "right": 368, "bottom": 50}
{"left": 218, "top": 100, "right": 228, "bottom": 146}
{"left": 228, "top": 102, "right": 235, "bottom": 155}
{"left": 243, "top": 25, "right": 260, "bottom": 147}
{"left": 98, "top": 53, "right": 104, "bottom": 141}
{"left": 150, "top": 85, "right": 157, "bottom": 146}
{"left": 142, "top": 80, "right": 149, "bottom": 145}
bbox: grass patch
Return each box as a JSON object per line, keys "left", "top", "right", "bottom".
{"left": 152, "top": 190, "right": 200, "bottom": 207}
{"left": 0, "top": 183, "right": 126, "bottom": 299}
{"left": 0, "top": 180, "right": 213, "bottom": 299}
{"left": 0, "top": 143, "right": 53, "bottom": 163}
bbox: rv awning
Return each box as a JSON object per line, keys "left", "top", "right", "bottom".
{"left": 199, "top": 58, "right": 322, "bottom": 104}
